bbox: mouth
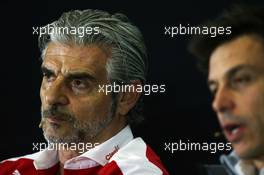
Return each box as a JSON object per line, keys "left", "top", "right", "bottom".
{"left": 222, "top": 123, "right": 246, "bottom": 143}
{"left": 46, "top": 116, "right": 67, "bottom": 125}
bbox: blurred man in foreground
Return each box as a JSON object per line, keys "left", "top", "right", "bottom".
{"left": 189, "top": 5, "right": 264, "bottom": 175}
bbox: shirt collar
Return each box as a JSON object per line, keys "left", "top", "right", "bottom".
{"left": 235, "top": 160, "right": 264, "bottom": 175}
{"left": 33, "top": 125, "right": 133, "bottom": 169}
{"left": 74, "top": 125, "right": 133, "bottom": 166}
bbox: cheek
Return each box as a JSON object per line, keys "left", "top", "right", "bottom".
{"left": 240, "top": 87, "right": 264, "bottom": 118}
{"left": 40, "top": 85, "right": 45, "bottom": 104}
{"left": 40, "top": 83, "right": 49, "bottom": 107}
{"left": 70, "top": 94, "right": 112, "bottom": 120}
{"left": 240, "top": 87, "right": 264, "bottom": 138}
{"left": 251, "top": 94, "right": 264, "bottom": 140}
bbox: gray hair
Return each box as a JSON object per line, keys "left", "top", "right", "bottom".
{"left": 38, "top": 9, "right": 148, "bottom": 125}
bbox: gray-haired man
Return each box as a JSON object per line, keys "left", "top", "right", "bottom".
{"left": 0, "top": 9, "right": 169, "bottom": 175}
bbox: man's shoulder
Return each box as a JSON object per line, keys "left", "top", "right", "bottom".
{"left": 110, "top": 137, "right": 169, "bottom": 175}
{"left": 201, "top": 164, "right": 232, "bottom": 175}
{"left": 119, "top": 137, "right": 164, "bottom": 164}
{"left": 0, "top": 152, "right": 41, "bottom": 174}
{"left": 200, "top": 152, "right": 238, "bottom": 175}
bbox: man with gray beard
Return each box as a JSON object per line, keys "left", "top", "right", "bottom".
{"left": 0, "top": 9, "right": 169, "bottom": 175}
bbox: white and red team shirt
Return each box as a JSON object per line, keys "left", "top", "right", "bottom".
{"left": 0, "top": 126, "right": 169, "bottom": 175}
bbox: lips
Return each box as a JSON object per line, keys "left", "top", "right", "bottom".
{"left": 46, "top": 115, "right": 66, "bottom": 124}
{"left": 222, "top": 123, "right": 246, "bottom": 142}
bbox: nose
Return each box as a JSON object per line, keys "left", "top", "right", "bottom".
{"left": 42, "top": 78, "right": 69, "bottom": 106}
{"left": 212, "top": 86, "right": 235, "bottom": 114}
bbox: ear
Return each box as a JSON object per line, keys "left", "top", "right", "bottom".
{"left": 116, "top": 80, "right": 142, "bottom": 116}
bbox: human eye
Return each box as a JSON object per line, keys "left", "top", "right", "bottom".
{"left": 71, "top": 79, "right": 89, "bottom": 90}
{"left": 209, "top": 85, "right": 217, "bottom": 98}
{"left": 208, "top": 81, "right": 218, "bottom": 97}
{"left": 42, "top": 68, "right": 56, "bottom": 82}
{"left": 231, "top": 72, "right": 253, "bottom": 88}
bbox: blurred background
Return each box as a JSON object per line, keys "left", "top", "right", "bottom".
{"left": 1, "top": 0, "right": 263, "bottom": 174}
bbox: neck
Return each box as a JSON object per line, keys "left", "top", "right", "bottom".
{"left": 253, "top": 156, "right": 264, "bottom": 171}
{"left": 58, "top": 118, "right": 126, "bottom": 175}
{"left": 58, "top": 149, "right": 80, "bottom": 175}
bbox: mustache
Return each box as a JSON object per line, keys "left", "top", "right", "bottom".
{"left": 41, "top": 106, "right": 75, "bottom": 122}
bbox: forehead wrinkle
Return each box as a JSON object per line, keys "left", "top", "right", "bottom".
{"left": 42, "top": 58, "right": 97, "bottom": 79}
{"left": 45, "top": 42, "right": 111, "bottom": 60}
{"left": 43, "top": 43, "right": 109, "bottom": 81}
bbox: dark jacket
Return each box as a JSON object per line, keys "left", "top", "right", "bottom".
{"left": 202, "top": 152, "right": 238, "bottom": 175}
{"left": 201, "top": 152, "right": 264, "bottom": 175}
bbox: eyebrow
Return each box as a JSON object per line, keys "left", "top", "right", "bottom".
{"left": 65, "top": 71, "right": 96, "bottom": 81}
{"left": 41, "top": 66, "right": 96, "bottom": 81}
{"left": 207, "top": 64, "right": 256, "bottom": 87}
{"left": 41, "top": 66, "right": 55, "bottom": 75}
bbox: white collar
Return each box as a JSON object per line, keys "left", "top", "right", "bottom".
{"left": 235, "top": 160, "right": 264, "bottom": 175}
{"left": 33, "top": 125, "right": 134, "bottom": 170}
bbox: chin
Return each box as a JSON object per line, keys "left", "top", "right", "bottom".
{"left": 234, "top": 142, "right": 260, "bottom": 160}
{"left": 44, "top": 130, "right": 80, "bottom": 145}
{"left": 44, "top": 130, "right": 66, "bottom": 143}
{"left": 43, "top": 131, "right": 61, "bottom": 142}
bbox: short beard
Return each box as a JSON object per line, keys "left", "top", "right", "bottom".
{"left": 41, "top": 94, "right": 117, "bottom": 145}
{"left": 43, "top": 113, "right": 113, "bottom": 144}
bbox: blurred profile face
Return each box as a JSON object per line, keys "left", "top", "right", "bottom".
{"left": 40, "top": 42, "right": 115, "bottom": 144}
{"left": 208, "top": 35, "right": 264, "bottom": 159}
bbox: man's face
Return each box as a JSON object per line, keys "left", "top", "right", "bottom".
{"left": 208, "top": 35, "right": 264, "bottom": 159}
{"left": 40, "top": 42, "right": 114, "bottom": 144}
